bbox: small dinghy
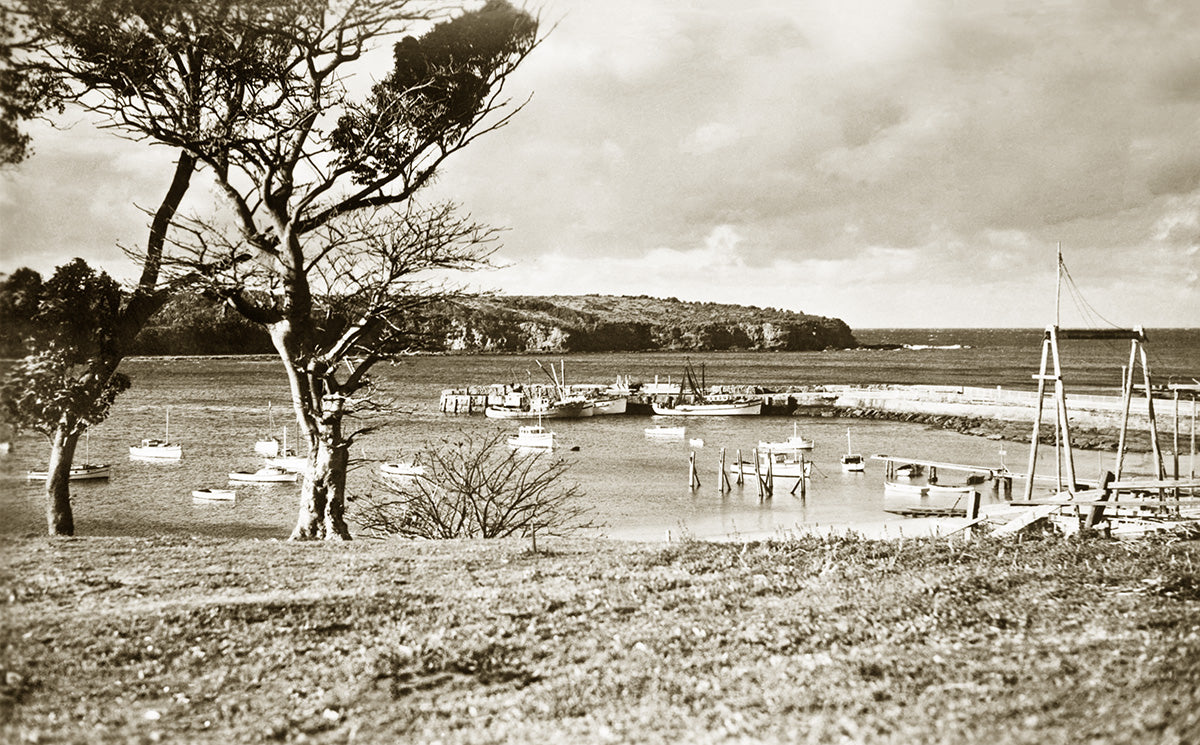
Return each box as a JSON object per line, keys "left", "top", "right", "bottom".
{"left": 228, "top": 466, "right": 298, "bottom": 483}
{"left": 192, "top": 488, "right": 236, "bottom": 501}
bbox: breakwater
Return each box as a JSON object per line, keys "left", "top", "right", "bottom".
{"left": 440, "top": 383, "right": 1192, "bottom": 451}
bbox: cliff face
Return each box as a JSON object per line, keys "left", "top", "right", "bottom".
{"left": 421, "top": 295, "right": 857, "bottom": 353}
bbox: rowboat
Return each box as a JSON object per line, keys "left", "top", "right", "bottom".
{"left": 192, "top": 488, "right": 236, "bottom": 501}
{"left": 507, "top": 424, "right": 556, "bottom": 449}
{"left": 228, "top": 466, "right": 298, "bottom": 483}
{"left": 27, "top": 464, "right": 111, "bottom": 481}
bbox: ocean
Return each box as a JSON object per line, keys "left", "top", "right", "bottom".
{"left": 2, "top": 329, "right": 1197, "bottom": 541}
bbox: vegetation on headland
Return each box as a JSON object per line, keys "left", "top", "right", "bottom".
{"left": 0, "top": 291, "right": 859, "bottom": 357}
{"left": 2, "top": 533, "right": 1198, "bottom": 743}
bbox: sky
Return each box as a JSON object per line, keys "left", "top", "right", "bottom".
{"left": 2, "top": 0, "right": 1199, "bottom": 328}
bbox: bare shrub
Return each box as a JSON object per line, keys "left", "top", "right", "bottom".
{"left": 351, "top": 431, "right": 593, "bottom": 547}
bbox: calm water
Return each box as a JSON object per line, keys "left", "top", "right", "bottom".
{"left": 2, "top": 329, "right": 1196, "bottom": 540}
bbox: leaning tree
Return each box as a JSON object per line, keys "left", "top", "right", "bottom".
{"left": 0, "top": 260, "right": 131, "bottom": 535}
{"left": 2, "top": 0, "right": 306, "bottom": 534}
{"left": 163, "top": 0, "right": 540, "bottom": 540}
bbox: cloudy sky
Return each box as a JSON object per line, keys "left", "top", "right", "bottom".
{"left": 2, "top": 0, "right": 1199, "bottom": 328}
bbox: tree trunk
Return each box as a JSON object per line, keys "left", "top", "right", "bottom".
{"left": 290, "top": 410, "right": 351, "bottom": 540}
{"left": 44, "top": 426, "right": 81, "bottom": 536}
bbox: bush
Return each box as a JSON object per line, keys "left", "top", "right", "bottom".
{"left": 350, "top": 430, "right": 593, "bottom": 547}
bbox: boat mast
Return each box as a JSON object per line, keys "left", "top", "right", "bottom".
{"left": 1055, "top": 241, "right": 1062, "bottom": 329}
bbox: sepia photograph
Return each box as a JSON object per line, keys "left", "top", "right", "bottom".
{"left": 1, "top": 1, "right": 1198, "bottom": 742}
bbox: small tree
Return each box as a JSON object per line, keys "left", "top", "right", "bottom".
{"left": 350, "top": 430, "right": 593, "bottom": 548}
{"left": 0, "top": 259, "right": 130, "bottom": 535}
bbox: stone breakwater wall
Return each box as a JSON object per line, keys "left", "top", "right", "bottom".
{"left": 785, "top": 384, "right": 1167, "bottom": 432}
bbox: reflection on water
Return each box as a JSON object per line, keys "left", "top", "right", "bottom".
{"left": 0, "top": 343, "right": 1190, "bottom": 541}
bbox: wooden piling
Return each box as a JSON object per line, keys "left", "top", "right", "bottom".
{"left": 965, "top": 490, "right": 982, "bottom": 541}
{"left": 754, "top": 449, "right": 764, "bottom": 500}
{"left": 718, "top": 448, "right": 731, "bottom": 493}
{"left": 736, "top": 449, "right": 744, "bottom": 485}
{"left": 688, "top": 451, "right": 701, "bottom": 489}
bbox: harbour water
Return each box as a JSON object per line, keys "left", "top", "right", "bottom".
{"left": 1, "top": 329, "right": 1196, "bottom": 541}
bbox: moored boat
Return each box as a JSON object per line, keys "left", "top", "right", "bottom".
{"left": 759, "top": 422, "right": 814, "bottom": 452}
{"left": 652, "top": 398, "right": 762, "bottom": 416}
{"left": 884, "top": 480, "right": 928, "bottom": 496}
{"left": 485, "top": 397, "right": 591, "bottom": 419}
{"left": 130, "top": 408, "right": 181, "bottom": 459}
{"left": 841, "top": 429, "right": 865, "bottom": 472}
{"left": 192, "top": 488, "right": 236, "bottom": 501}
{"left": 507, "top": 424, "right": 556, "bottom": 449}
{"left": 27, "top": 463, "right": 111, "bottom": 481}
{"left": 380, "top": 461, "right": 426, "bottom": 477}
{"left": 228, "top": 466, "right": 298, "bottom": 483}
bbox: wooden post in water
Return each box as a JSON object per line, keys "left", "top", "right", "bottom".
{"left": 735, "top": 449, "right": 744, "bottom": 485}
{"left": 965, "top": 490, "right": 982, "bottom": 541}
{"left": 754, "top": 449, "right": 764, "bottom": 500}
{"left": 765, "top": 455, "right": 774, "bottom": 498}
{"left": 718, "top": 448, "right": 731, "bottom": 493}
{"left": 688, "top": 451, "right": 701, "bottom": 490}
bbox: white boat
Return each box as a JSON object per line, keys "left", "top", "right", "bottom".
{"left": 130, "top": 408, "right": 182, "bottom": 459}
{"left": 380, "top": 461, "right": 426, "bottom": 477}
{"left": 265, "top": 427, "right": 306, "bottom": 472}
{"left": 652, "top": 398, "right": 762, "bottom": 416}
{"left": 27, "top": 463, "right": 111, "bottom": 481}
{"left": 841, "top": 429, "right": 865, "bottom": 472}
{"left": 645, "top": 425, "right": 686, "bottom": 438}
{"left": 926, "top": 483, "right": 975, "bottom": 497}
{"left": 228, "top": 466, "right": 298, "bottom": 483}
{"left": 893, "top": 463, "right": 922, "bottom": 479}
{"left": 507, "top": 424, "right": 556, "bottom": 449}
{"left": 650, "top": 359, "right": 762, "bottom": 416}
{"left": 254, "top": 402, "right": 281, "bottom": 457}
{"left": 689, "top": 438, "right": 705, "bottom": 447}
{"left": 192, "top": 488, "right": 236, "bottom": 501}
{"left": 884, "top": 481, "right": 928, "bottom": 496}
{"left": 759, "top": 422, "right": 814, "bottom": 453}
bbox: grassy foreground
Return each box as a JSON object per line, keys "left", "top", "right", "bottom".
{"left": 2, "top": 532, "right": 1199, "bottom": 744}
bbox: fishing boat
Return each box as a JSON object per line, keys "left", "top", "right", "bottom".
{"left": 228, "top": 466, "right": 298, "bottom": 483}
{"left": 130, "top": 408, "right": 182, "bottom": 459}
{"left": 192, "top": 488, "right": 236, "bottom": 501}
{"left": 644, "top": 425, "right": 686, "bottom": 438}
{"left": 588, "top": 394, "right": 628, "bottom": 416}
{"left": 841, "top": 429, "right": 865, "bottom": 472}
{"left": 650, "top": 359, "right": 763, "bottom": 417}
{"left": 507, "top": 424, "right": 556, "bottom": 449}
{"left": 380, "top": 461, "right": 426, "bottom": 477}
